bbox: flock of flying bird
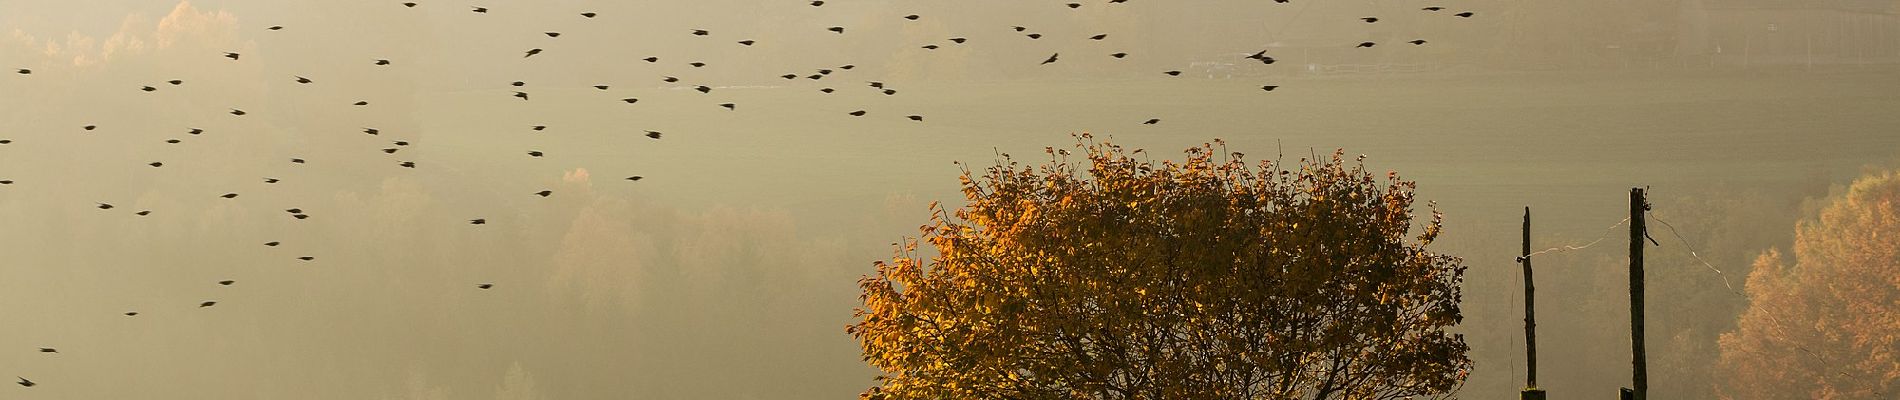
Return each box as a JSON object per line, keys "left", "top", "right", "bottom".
{"left": 3, "top": 0, "right": 1475, "bottom": 390}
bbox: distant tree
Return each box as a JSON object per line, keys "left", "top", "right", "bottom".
{"left": 1717, "top": 169, "right": 1900, "bottom": 399}
{"left": 848, "top": 135, "right": 1471, "bottom": 399}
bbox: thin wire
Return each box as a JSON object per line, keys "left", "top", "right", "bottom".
{"left": 1518, "top": 217, "right": 1629, "bottom": 261}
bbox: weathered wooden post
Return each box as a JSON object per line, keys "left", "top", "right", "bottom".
{"left": 1521, "top": 207, "right": 1545, "bottom": 400}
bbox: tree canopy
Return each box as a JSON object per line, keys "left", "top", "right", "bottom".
{"left": 848, "top": 135, "right": 1471, "bottom": 399}
{"left": 1718, "top": 169, "right": 1900, "bottom": 399}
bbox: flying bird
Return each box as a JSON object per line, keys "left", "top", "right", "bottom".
{"left": 527, "top": 151, "right": 544, "bottom": 157}
{"left": 1361, "top": 17, "right": 1379, "bottom": 23}
{"left": 645, "top": 131, "right": 663, "bottom": 139}
{"left": 199, "top": 301, "right": 217, "bottom": 307}
{"left": 375, "top": 59, "right": 391, "bottom": 65}
{"left": 1262, "top": 85, "right": 1280, "bottom": 91}
{"left": 230, "top": 108, "right": 247, "bottom": 116}
{"left": 849, "top": 110, "right": 866, "bottom": 117}
{"left": 737, "top": 40, "right": 755, "bottom": 46}
{"left": 1026, "top": 33, "right": 1043, "bottom": 39}
{"left": 828, "top": 26, "right": 845, "bottom": 34}
{"left": 218, "top": 280, "right": 235, "bottom": 286}
{"left": 295, "top": 76, "right": 312, "bottom": 84}
{"left": 1357, "top": 42, "right": 1376, "bottom": 48}
{"left": 904, "top": 14, "right": 920, "bottom": 20}
{"left": 545, "top": 32, "right": 561, "bottom": 38}
{"left": 469, "top": 219, "right": 487, "bottom": 225}
{"left": 17, "top": 377, "right": 32, "bottom": 387}
{"left": 38, "top": 348, "right": 55, "bottom": 353}
{"left": 141, "top": 86, "right": 157, "bottom": 92}
{"left": 1143, "top": 118, "right": 1161, "bottom": 124}
{"left": 1409, "top": 39, "right": 1428, "bottom": 45}
{"left": 135, "top": 210, "right": 151, "bottom": 216}
{"left": 149, "top": 162, "right": 164, "bottom": 168}
{"left": 524, "top": 48, "right": 542, "bottom": 57}
{"left": 296, "top": 256, "right": 314, "bottom": 261}
{"left": 123, "top": 312, "right": 139, "bottom": 316}
{"left": 534, "top": 190, "right": 552, "bottom": 197}
{"left": 264, "top": 178, "right": 279, "bottom": 183}
{"left": 1110, "top": 52, "right": 1128, "bottom": 59}
{"left": 1455, "top": 11, "right": 1474, "bottom": 17}
{"left": 581, "top": 12, "right": 597, "bottom": 18}
{"left": 1042, "top": 53, "right": 1060, "bottom": 64}
{"left": 471, "top": 6, "right": 486, "bottom": 13}
{"left": 14, "top": 69, "right": 27, "bottom": 74}
{"left": 949, "top": 37, "right": 967, "bottom": 44}
{"left": 626, "top": 176, "right": 645, "bottom": 181}
{"left": 1423, "top": 6, "right": 1444, "bottom": 11}
{"left": 593, "top": 85, "right": 610, "bottom": 90}
{"left": 907, "top": 115, "right": 924, "bottom": 122}
{"left": 1165, "top": 70, "right": 1182, "bottom": 76}
{"left": 1089, "top": 34, "right": 1108, "bottom": 40}
{"left": 692, "top": 29, "right": 710, "bottom": 36}
{"left": 513, "top": 91, "right": 529, "bottom": 100}
{"left": 695, "top": 85, "right": 712, "bottom": 93}
{"left": 224, "top": 52, "right": 241, "bottom": 60}
{"left": 220, "top": 193, "right": 239, "bottom": 199}
{"left": 168, "top": 79, "right": 184, "bottom": 85}
{"left": 399, "top": 161, "right": 416, "bottom": 168}
{"left": 719, "top": 103, "right": 736, "bottom": 110}
{"left": 478, "top": 283, "right": 495, "bottom": 289}
{"left": 264, "top": 241, "right": 281, "bottom": 246}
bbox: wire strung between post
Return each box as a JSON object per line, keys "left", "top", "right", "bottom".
{"left": 1517, "top": 217, "right": 1630, "bottom": 261}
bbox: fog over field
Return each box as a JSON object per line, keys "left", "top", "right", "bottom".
{"left": 3, "top": 1, "right": 1898, "bottom": 399}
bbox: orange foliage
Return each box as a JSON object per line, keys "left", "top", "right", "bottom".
{"left": 848, "top": 135, "right": 1471, "bottom": 399}
{"left": 1718, "top": 170, "right": 1900, "bottom": 399}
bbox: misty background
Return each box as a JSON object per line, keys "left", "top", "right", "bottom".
{"left": 3, "top": 0, "right": 1899, "bottom": 398}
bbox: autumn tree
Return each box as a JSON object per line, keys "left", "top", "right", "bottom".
{"left": 1717, "top": 169, "right": 1900, "bottom": 399}
{"left": 848, "top": 135, "right": 1471, "bottom": 400}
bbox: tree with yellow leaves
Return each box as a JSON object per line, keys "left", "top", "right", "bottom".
{"left": 848, "top": 135, "right": 1471, "bottom": 400}
{"left": 1717, "top": 169, "right": 1900, "bottom": 399}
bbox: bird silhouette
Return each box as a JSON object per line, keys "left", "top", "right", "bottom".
{"left": 38, "top": 348, "right": 55, "bottom": 353}
{"left": 645, "top": 131, "right": 663, "bottom": 139}
{"left": 524, "top": 48, "right": 542, "bottom": 57}
{"left": 513, "top": 91, "right": 529, "bottom": 100}
{"left": 218, "top": 280, "right": 235, "bottom": 286}
{"left": 1357, "top": 42, "right": 1376, "bottom": 48}
{"left": 849, "top": 110, "right": 867, "bottom": 117}
{"left": 581, "top": 12, "right": 597, "bottom": 18}
{"left": 1409, "top": 39, "right": 1428, "bottom": 45}
{"left": 224, "top": 52, "right": 241, "bottom": 60}
{"left": 478, "top": 283, "right": 495, "bottom": 289}
{"left": 1089, "top": 34, "right": 1108, "bottom": 40}
{"left": 264, "top": 241, "right": 281, "bottom": 247}
{"left": 1423, "top": 6, "right": 1444, "bottom": 11}
{"left": 375, "top": 59, "right": 391, "bottom": 65}
{"left": 1455, "top": 11, "right": 1474, "bottom": 17}
{"left": 221, "top": 193, "right": 239, "bottom": 199}
{"left": 626, "top": 176, "right": 645, "bottom": 181}
{"left": 296, "top": 256, "right": 314, "bottom": 261}
{"left": 16, "top": 377, "right": 32, "bottom": 387}
{"left": 1361, "top": 17, "right": 1379, "bottom": 23}
{"left": 142, "top": 86, "right": 157, "bottom": 92}
{"left": 527, "top": 151, "right": 544, "bottom": 157}
{"left": 719, "top": 103, "right": 736, "bottom": 110}
{"left": 1042, "top": 53, "right": 1060, "bottom": 64}
{"left": 471, "top": 6, "right": 486, "bottom": 13}
{"left": 199, "top": 301, "right": 217, "bottom": 307}
{"left": 470, "top": 219, "right": 487, "bottom": 225}
{"left": 1144, "top": 118, "right": 1161, "bottom": 124}
{"left": 123, "top": 312, "right": 138, "bottom": 317}
{"left": 907, "top": 115, "right": 924, "bottom": 122}
{"left": 534, "top": 190, "right": 552, "bottom": 197}
{"left": 828, "top": 26, "right": 845, "bottom": 34}
{"left": 295, "top": 76, "right": 312, "bottom": 84}
{"left": 230, "top": 108, "right": 247, "bottom": 116}
{"left": 1262, "top": 85, "right": 1280, "bottom": 91}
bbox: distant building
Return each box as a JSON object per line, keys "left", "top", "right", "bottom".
{"left": 1678, "top": 0, "right": 1900, "bottom": 65}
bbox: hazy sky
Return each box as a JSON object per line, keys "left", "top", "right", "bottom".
{"left": 3, "top": 0, "right": 1900, "bottom": 399}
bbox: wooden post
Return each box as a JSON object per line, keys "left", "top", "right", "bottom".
{"left": 1520, "top": 207, "right": 1545, "bottom": 400}
{"left": 1629, "top": 188, "right": 1649, "bottom": 400}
